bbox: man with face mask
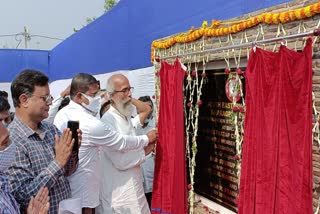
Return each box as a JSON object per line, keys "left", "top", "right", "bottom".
{"left": 97, "top": 74, "right": 155, "bottom": 214}
{"left": 53, "top": 73, "right": 158, "bottom": 214}
{"left": 0, "top": 120, "right": 50, "bottom": 213}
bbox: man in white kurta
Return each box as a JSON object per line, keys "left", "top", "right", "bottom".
{"left": 97, "top": 74, "right": 153, "bottom": 214}
{"left": 53, "top": 73, "right": 157, "bottom": 214}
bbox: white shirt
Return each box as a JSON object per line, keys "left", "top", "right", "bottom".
{"left": 97, "top": 105, "right": 150, "bottom": 214}
{"left": 53, "top": 101, "right": 149, "bottom": 208}
{"left": 45, "top": 95, "right": 64, "bottom": 123}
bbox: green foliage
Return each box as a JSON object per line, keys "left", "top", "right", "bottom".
{"left": 104, "top": 0, "right": 119, "bottom": 12}
{"left": 74, "top": 0, "right": 119, "bottom": 32}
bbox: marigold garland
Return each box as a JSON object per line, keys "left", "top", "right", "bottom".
{"left": 151, "top": 2, "right": 320, "bottom": 62}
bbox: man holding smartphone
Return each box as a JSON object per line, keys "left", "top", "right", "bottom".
{"left": 54, "top": 73, "right": 158, "bottom": 214}
{"left": 5, "top": 69, "right": 79, "bottom": 213}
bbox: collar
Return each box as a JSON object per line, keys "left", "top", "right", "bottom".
{"left": 12, "top": 116, "right": 47, "bottom": 139}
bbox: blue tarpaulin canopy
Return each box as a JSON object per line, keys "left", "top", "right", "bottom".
{"left": 0, "top": 0, "right": 290, "bottom": 82}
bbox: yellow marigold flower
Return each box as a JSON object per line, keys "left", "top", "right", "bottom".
{"left": 294, "top": 9, "right": 302, "bottom": 19}
{"left": 279, "top": 12, "right": 286, "bottom": 23}
{"left": 304, "top": 6, "right": 312, "bottom": 17}
{"left": 223, "top": 27, "right": 229, "bottom": 35}
{"left": 202, "top": 21, "right": 208, "bottom": 29}
{"left": 257, "top": 14, "right": 264, "bottom": 23}
{"left": 264, "top": 13, "right": 272, "bottom": 24}
{"left": 272, "top": 13, "right": 280, "bottom": 24}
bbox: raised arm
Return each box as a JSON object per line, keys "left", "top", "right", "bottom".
{"left": 131, "top": 98, "right": 152, "bottom": 125}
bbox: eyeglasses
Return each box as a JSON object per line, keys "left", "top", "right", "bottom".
{"left": 114, "top": 87, "right": 134, "bottom": 94}
{"left": 31, "top": 94, "right": 54, "bottom": 103}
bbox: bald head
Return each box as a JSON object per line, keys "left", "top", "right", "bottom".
{"left": 106, "top": 74, "right": 129, "bottom": 95}
{"left": 106, "top": 74, "right": 133, "bottom": 117}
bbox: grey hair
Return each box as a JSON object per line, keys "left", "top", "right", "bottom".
{"left": 105, "top": 77, "right": 115, "bottom": 99}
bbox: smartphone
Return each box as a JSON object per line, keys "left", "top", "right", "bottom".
{"left": 67, "top": 120, "right": 79, "bottom": 152}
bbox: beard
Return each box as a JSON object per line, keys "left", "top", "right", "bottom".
{"left": 114, "top": 97, "right": 133, "bottom": 117}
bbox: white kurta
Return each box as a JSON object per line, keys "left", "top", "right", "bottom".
{"left": 97, "top": 105, "right": 150, "bottom": 214}
{"left": 53, "top": 101, "right": 149, "bottom": 208}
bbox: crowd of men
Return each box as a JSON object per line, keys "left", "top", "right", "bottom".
{"left": 0, "top": 69, "right": 157, "bottom": 214}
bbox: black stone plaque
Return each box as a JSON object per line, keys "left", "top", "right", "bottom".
{"left": 192, "top": 70, "right": 245, "bottom": 212}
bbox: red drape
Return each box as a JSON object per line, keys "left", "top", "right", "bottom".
{"left": 238, "top": 39, "right": 313, "bottom": 214}
{"left": 151, "top": 59, "right": 188, "bottom": 214}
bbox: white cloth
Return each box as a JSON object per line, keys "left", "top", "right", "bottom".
{"left": 97, "top": 105, "right": 150, "bottom": 214}
{"left": 135, "top": 118, "right": 156, "bottom": 193}
{"left": 53, "top": 101, "right": 149, "bottom": 208}
{"left": 58, "top": 198, "right": 82, "bottom": 214}
{"left": 45, "top": 95, "right": 63, "bottom": 123}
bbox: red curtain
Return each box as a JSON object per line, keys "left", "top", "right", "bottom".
{"left": 238, "top": 39, "right": 313, "bottom": 214}
{"left": 151, "top": 59, "right": 188, "bottom": 214}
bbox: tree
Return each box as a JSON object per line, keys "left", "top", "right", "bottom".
{"left": 74, "top": 0, "right": 119, "bottom": 32}
{"left": 104, "top": 0, "right": 119, "bottom": 12}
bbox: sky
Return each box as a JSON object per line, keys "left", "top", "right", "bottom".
{"left": 0, "top": 0, "right": 105, "bottom": 50}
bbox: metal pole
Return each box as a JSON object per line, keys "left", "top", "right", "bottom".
{"left": 160, "top": 28, "right": 320, "bottom": 60}
{"left": 24, "top": 26, "right": 29, "bottom": 49}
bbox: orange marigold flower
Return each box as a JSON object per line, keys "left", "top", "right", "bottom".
{"left": 284, "top": 12, "right": 290, "bottom": 22}
{"left": 223, "top": 27, "right": 229, "bottom": 35}
{"left": 219, "top": 28, "right": 224, "bottom": 36}
{"left": 289, "top": 10, "right": 296, "bottom": 20}
{"left": 300, "top": 8, "right": 306, "bottom": 18}
{"left": 236, "top": 24, "right": 240, "bottom": 32}
{"left": 310, "top": 4, "right": 316, "bottom": 14}
{"left": 204, "top": 28, "right": 209, "bottom": 36}
{"left": 316, "top": 2, "right": 320, "bottom": 13}
{"left": 213, "top": 29, "right": 218, "bottom": 36}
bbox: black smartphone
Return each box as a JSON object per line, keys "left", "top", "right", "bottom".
{"left": 67, "top": 120, "right": 79, "bottom": 152}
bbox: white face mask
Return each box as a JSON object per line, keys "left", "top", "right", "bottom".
{"left": 81, "top": 93, "right": 102, "bottom": 116}
{"left": 0, "top": 142, "right": 16, "bottom": 171}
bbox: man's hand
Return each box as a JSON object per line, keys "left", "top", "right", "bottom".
{"left": 77, "top": 128, "right": 82, "bottom": 149}
{"left": 55, "top": 128, "right": 74, "bottom": 168}
{"left": 144, "top": 143, "right": 155, "bottom": 156}
{"left": 27, "top": 187, "right": 50, "bottom": 214}
{"left": 146, "top": 128, "right": 158, "bottom": 143}
{"left": 60, "top": 85, "right": 71, "bottom": 98}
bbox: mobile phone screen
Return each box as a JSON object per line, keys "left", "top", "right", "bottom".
{"left": 67, "top": 121, "right": 79, "bottom": 152}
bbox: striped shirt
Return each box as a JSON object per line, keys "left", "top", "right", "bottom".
{"left": 5, "top": 117, "right": 78, "bottom": 214}
{"left": 0, "top": 173, "right": 20, "bottom": 214}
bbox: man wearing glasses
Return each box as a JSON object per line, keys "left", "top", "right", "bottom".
{"left": 5, "top": 69, "right": 79, "bottom": 213}
{"left": 53, "top": 73, "right": 158, "bottom": 214}
{"left": 97, "top": 74, "right": 155, "bottom": 214}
